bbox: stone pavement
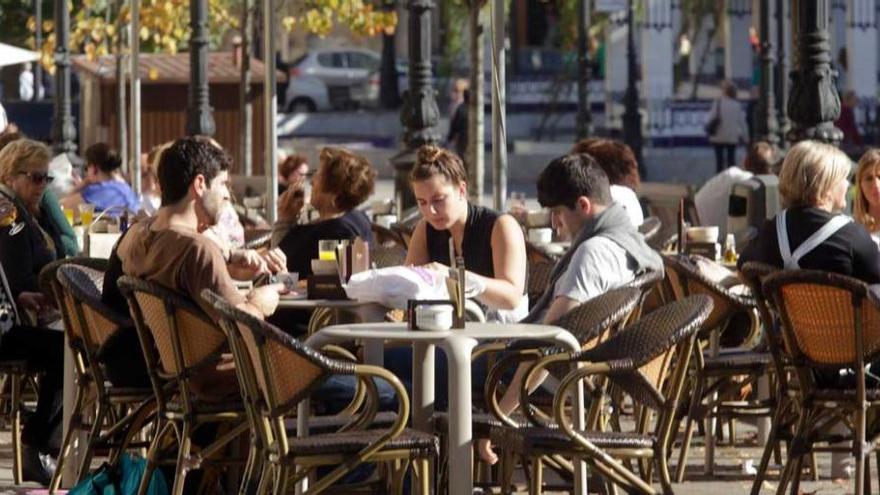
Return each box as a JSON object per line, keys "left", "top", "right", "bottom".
{"left": 0, "top": 426, "right": 863, "bottom": 494}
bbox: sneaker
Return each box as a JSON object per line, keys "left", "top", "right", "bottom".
{"left": 21, "top": 445, "right": 56, "bottom": 486}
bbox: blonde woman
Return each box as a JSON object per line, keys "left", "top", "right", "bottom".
{"left": 853, "top": 149, "right": 880, "bottom": 244}
{"left": 738, "top": 140, "right": 880, "bottom": 283}
{"left": 0, "top": 138, "right": 64, "bottom": 485}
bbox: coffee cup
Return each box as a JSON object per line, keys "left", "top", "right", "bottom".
{"left": 528, "top": 227, "right": 553, "bottom": 245}
{"left": 526, "top": 210, "right": 550, "bottom": 228}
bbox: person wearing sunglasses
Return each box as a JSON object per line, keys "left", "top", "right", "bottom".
{"left": 0, "top": 137, "right": 65, "bottom": 485}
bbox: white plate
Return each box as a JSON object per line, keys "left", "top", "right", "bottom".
{"left": 280, "top": 290, "right": 307, "bottom": 300}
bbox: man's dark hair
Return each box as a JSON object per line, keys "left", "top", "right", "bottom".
{"left": 158, "top": 136, "right": 232, "bottom": 206}
{"left": 536, "top": 153, "right": 612, "bottom": 209}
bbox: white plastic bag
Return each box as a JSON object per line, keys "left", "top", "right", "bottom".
{"left": 344, "top": 266, "right": 450, "bottom": 309}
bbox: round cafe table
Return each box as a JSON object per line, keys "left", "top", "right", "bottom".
{"left": 299, "top": 321, "right": 587, "bottom": 495}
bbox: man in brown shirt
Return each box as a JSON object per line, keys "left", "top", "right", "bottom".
{"left": 115, "top": 137, "right": 281, "bottom": 319}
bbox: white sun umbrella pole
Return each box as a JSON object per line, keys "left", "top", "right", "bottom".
{"left": 130, "top": 0, "right": 141, "bottom": 197}
{"left": 263, "top": 0, "right": 278, "bottom": 223}
{"left": 489, "top": 0, "right": 507, "bottom": 210}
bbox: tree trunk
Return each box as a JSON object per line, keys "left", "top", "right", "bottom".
{"left": 240, "top": 0, "right": 254, "bottom": 176}
{"left": 115, "top": 0, "right": 127, "bottom": 173}
{"left": 467, "top": 3, "right": 485, "bottom": 205}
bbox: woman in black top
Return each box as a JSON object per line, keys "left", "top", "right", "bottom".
{"left": 738, "top": 140, "right": 880, "bottom": 283}
{"left": 405, "top": 145, "right": 527, "bottom": 321}
{"left": 276, "top": 147, "right": 375, "bottom": 278}
{"left": 0, "top": 138, "right": 64, "bottom": 484}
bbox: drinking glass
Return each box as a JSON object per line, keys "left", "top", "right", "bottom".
{"left": 78, "top": 203, "right": 95, "bottom": 226}
{"left": 63, "top": 206, "right": 75, "bottom": 226}
{"left": 318, "top": 240, "right": 338, "bottom": 261}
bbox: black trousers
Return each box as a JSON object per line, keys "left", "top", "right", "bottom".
{"left": 714, "top": 144, "right": 737, "bottom": 173}
{"left": 0, "top": 326, "right": 64, "bottom": 450}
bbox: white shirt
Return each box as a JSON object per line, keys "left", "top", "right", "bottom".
{"left": 610, "top": 185, "right": 644, "bottom": 228}
{"left": 553, "top": 236, "right": 636, "bottom": 305}
{"left": 694, "top": 166, "right": 754, "bottom": 240}
{"left": 0, "top": 102, "right": 7, "bottom": 134}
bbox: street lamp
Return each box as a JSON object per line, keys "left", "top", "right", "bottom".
{"left": 186, "top": 0, "right": 216, "bottom": 136}
{"left": 754, "top": 0, "right": 779, "bottom": 145}
{"left": 51, "top": 0, "right": 77, "bottom": 156}
{"left": 787, "top": 0, "right": 841, "bottom": 144}
{"left": 576, "top": 0, "right": 591, "bottom": 140}
{"left": 621, "top": 0, "right": 644, "bottom": 178}
{"left": 774, "top": 0, "right": 788, "bottom": 145}
{"left": 392, "top": 0, "right": 441, "bottom": 214}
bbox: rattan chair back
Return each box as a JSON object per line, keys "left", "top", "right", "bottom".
{"left": 764, "top": 269, "right": 880, "bottom": 367}
{"left": 740, "top": 262, "right": 786, "bottom": 356}
{"left": 527, "top": 260, "right": 554, "bottom": 309}
{"left": 372, "top": 243, "right": 407, "bottom": 268}
{"left": 371, "top": 223, "right": 407, "bottom": 248}
{"left": 663, "top": 254, "right": 756, "bottom": 340}
{"left": 578, "top": 294, "right": 713, "bottom": 410}
{"left": 57, "top": 266, "right": 133, "bottom": 387}
{"left": 554, "top": 286, "right": 642, "bottom": 348}
{"left": 204, "top": 290, "right": 344, "bottom": 416}
{"left": 118, "top": 276, "right": 226, "bottom": 412}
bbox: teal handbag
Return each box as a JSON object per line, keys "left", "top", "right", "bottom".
{"left": 69, "top": 453, "right": 168, "bottom": 495}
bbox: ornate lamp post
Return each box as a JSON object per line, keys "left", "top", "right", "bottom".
{"left": 33, "top": 0, "right": 42, "bottom": 101}
{"left": 51, "top": 0, "right": 77, "bottom": 156}
{"left": 787, "top": 0, "right": 841, "bottom": 144}
{"left": 186, "top": 0, "right": 216, "bottom": 136}
{"left": 621, "top": 0, "right": 644, "bottom": 177}
{"left": 774, "top": 0, "right": 788, "bottom": 145}
{"left": 576, "top": 0, "right": 591, "bottom": 140}
{"left": 392, "top": 0, "right": 441, "bottom": 214}
{"left": 755, "top": 0, "right": 779, "bottom": 145}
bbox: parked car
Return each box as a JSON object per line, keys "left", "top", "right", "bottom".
{"left": 284, "top": 48, "right": 381, "bottom": 113}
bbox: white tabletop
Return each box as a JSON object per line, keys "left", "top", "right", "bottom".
{"left": 318, "top": 321, "right": 571, "bottom": 342}
{"left": 276, "top": 295, "right": 379, "bottom": 309}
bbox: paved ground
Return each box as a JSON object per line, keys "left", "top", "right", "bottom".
{"left": 0, "top": 423, "right": 864, "bottom": 494}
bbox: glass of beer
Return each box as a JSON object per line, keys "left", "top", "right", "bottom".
{"left": 78, "top": 203, "right": 95, "bottom": 226}
{"left": 318, "top": 240, "right": 338, "bottom": 261}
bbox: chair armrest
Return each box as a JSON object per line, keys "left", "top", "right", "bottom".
{"left": 484, "top": 349, "right": 545, "bottom": 428}
{"left": 348, "top": 365, "right": 410, "bottom": 456}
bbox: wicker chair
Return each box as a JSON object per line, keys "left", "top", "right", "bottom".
{"left": 50, "top": 265, "right": 155, "bottom": 492}
{"left": 663, "top": 254, "right": 772, "bottom": 481}
{"left": 764, "top": 269, "right": 880, "bottom": 495}
{"left": 371, "top": 223, "right": 408, "bottom": 249}
{"left": 740, "top": 262, "right": 821, "bottom": 494}
{"left": 117, "top": 276, "right": 250, "bottom": 495}
{"left": 16, "top": 257, "right": 106, "bottom": 489}
{"left": 372, "top": 244, "right": 407, "bottom": 269}
{"left": 204, "top": 290, "right": 438, "bottom": 494}
{"left": 433, "top": 286, "right": 644, "bottom": 492}
{"left": 491, "top": 295, "right": 712, "bottom": 495}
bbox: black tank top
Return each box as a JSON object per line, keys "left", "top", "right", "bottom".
{"left": 426, "top": 203, "right": 498, "bottom": 278}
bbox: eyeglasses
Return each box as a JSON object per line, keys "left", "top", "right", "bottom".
{"left": 18, "top": 171, "right": 54, "bottom": 185}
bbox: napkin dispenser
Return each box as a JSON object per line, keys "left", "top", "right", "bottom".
{"left": 307, "top": 237, "right": 370, "bottom": 300}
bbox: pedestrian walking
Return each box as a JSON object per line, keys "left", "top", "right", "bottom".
{"left": 706, "top": 80, "right": 748, "bottom": 173}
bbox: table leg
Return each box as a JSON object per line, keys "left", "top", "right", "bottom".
{"left": 412, "top": 343, "right": 434, "bottom": 433}
{"left": 61, "top": 336, "right": 84, "bottom": 487}
{"left": 443, "top": 337, "right": 477, "bottom": 495}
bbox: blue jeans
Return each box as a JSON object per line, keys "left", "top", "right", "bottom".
{"left": 383, "top": 347, "right": 490, "bottom": 411}
{"left": 311, "top": 374, "right": 398, "bottom": 415}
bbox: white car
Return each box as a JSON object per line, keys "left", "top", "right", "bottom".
{"left": 284, "top": 48, "right": 381, "bottom": 113}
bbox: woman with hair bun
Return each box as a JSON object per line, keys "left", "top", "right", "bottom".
{"left": 62, "top": 142, "right": 140, "bottom": 214}
{"left": 405, "top": 144, "right": 527, "bottom": 322}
